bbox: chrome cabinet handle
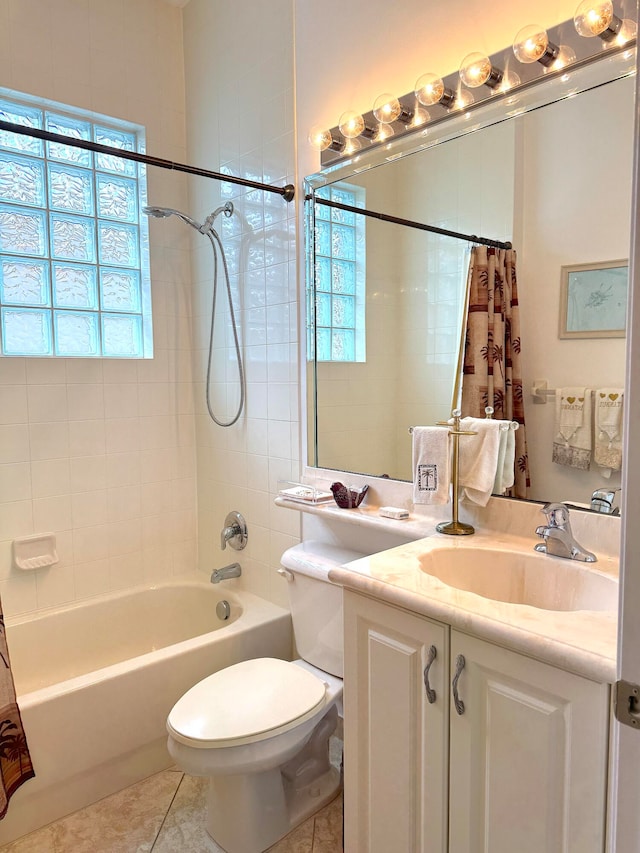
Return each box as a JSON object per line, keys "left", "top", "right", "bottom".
{"left": 423, "top": 645, "right": 437, "bottom": 704}
{"left": 452, "top": 654, "right": 466, "bottom": 715}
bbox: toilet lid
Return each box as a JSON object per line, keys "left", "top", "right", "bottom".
{"left": 167, "top": 658, "right": 327, "bottom": 748}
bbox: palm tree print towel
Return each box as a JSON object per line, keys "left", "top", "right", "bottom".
{"left": 0, "top": 612, "right": 34, "bottom": 818}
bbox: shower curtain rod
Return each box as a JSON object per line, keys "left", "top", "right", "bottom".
{"left": 310, "top": 195, "right": 512, "bottom": 250}
{"left": 0, "top": 119, "right": 295, "bottom": 202}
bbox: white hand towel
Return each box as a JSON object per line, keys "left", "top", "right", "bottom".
{"left": 458, "top": 418, "right": 502, "bottom": 506}
{"left": 412, "top": 426, "right": 450, "bottom": 505}
{"left": 552, "top": 388, "right": 592, "bottom": 470}
{"left": 502, "top": 426, "right": 516, "bottom": 490}
{"left": 594, "top": 388, "right": 624, "bottom": 476}
{"left": 492, "top": 422, "right": 516, "bottom": 494}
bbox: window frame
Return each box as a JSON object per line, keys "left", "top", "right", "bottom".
{"left": 307, "top": 182, "right": 366, "bottom": 363}
{"left": 0, "top": 89, "right": 152, "bottom": 359}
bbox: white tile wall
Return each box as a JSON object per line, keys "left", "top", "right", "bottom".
{"left": 184, "top": 0, "right": 300, "bottom": 609}
{"left": 0, "top": 0, "right": 197, "bottom": 617}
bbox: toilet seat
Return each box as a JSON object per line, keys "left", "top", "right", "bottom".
{"left": 167, "top": 658, "right": 328, "bottom": 749}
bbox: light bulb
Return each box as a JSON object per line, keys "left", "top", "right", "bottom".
{"left": 338, "top": 111, "right": 365, "bottom": 139}
{"left": 373, "top": 93, "right": 401, "bottom": 124}
{"left": 512, "top": 24, "right": 562, "bottom": 68}
{"left": 308, "top": 126, "right": 333, "bottom": 151}
{"left": 459, "top": 52, "right": 503, "bottom": 89}
{"left": 574, "top": 1, "right": 615, "bottom": 37}
{"left": 414, "top": 73, "right": 456, "bottom": 108}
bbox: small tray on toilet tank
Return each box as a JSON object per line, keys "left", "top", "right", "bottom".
{"left": 277, "top": 481, "right": 334, "bottom": 504}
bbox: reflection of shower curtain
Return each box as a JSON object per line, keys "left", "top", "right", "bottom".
{"left": 461, "top": 246, "right": 530, "bottom": 498}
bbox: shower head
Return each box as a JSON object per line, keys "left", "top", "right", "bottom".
{"left": 142, "top": 205, "right": 204, "bottom": 232}
{"left": 143, "top": 206, "right": 173, "bottom": 219}
{"left": 143, "top": 202, "right": 234, "bottom": 235}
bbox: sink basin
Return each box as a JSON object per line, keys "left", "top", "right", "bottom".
{"left": 418, "top": 547, "right": 618, "bottom": 612}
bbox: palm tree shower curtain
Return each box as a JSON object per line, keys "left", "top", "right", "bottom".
{"left": 0, "top": 608, "right": 34, "bottom": 818}
{"left": 461, "top": 245, "right": 530, "bottom": 498}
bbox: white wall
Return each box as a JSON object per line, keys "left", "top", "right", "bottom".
{"left": 517, "top": 78, "right": 632, "bottom": 502}
{"left": 183, "top": 0, "right": 300, "bottom": 609}
{"left": 0, "top": 0, "right": 197, "bottom": 617}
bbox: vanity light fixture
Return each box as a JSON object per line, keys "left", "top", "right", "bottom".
{"left": 574, "top": 0, "right": 637, "bottom": 44}
{"left": 312, "top": 10, "right": 637, "bottom": 166}
{"left": 459, "top": 51, "right": 504, "bottom": 89}
{"left": 414, "top": 73, "right": 457, "bottom": 108}
{"left": 307, "top": 126, "right": 345, "bottom": 153}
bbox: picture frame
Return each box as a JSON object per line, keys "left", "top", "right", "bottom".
{"left": 559, "top": 259, "right": 628, "bottom": 339}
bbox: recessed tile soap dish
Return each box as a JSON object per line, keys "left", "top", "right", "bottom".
{"left": 13, "top": 533, "right": 59, "bottom": 571}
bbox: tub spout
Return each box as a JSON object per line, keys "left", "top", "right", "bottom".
{"left": 211, "top": 563, "right": 242, "bottom": 584}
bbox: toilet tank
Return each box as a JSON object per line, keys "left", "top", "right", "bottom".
{"left": 280, "top": 541, "right": 365, "bottom": 678}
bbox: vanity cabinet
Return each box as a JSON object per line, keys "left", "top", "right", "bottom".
{"left": 343, "top": 590, "right": 610, "bottom": 853}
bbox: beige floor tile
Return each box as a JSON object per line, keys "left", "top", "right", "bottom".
{"left": 149, "top": 774, "right": 224, "bottom": 852}
{"left": 311, "top": 793, "right": 343, "bottom": 852}
{"left": 49, "top": 769, "right": 181, "bottom": 853}
{"left": 0, "top": 826, "right": 57, "bottom": 852}
{"left": 267, "top": 816, "right": 315, "bottom": 852}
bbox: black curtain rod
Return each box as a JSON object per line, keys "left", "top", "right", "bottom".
{"left": 0, "top": 119, "right": 295, "bottom": 202}
{"left": 310, "top": 195, "right": 512, "bottom": 250}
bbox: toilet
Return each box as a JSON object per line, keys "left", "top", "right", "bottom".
{"left": 166, "top": 541, "right": 364, "bottom": 853}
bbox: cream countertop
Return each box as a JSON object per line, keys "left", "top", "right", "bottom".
{"left": 329, "top": 530, "right": 618, "bottom": 684}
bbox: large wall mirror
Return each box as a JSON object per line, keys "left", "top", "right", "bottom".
{"left": 304, "top": 45, "right": 635, "bottom": 510}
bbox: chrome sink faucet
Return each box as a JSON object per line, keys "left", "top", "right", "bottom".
{"left": 534, "top": 502, "right": 597, "bottom": 563}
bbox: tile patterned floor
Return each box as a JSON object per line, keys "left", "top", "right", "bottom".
{"left": 0, "top": 769, "right": 343, "bottom": 853}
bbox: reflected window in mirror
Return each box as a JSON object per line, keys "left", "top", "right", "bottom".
{"left": 309, "top": 183, "right": 366, "bottom": 363}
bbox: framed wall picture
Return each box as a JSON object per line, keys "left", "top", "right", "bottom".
{"left": 559, "top": 259, "right": 628, "bottom": 339}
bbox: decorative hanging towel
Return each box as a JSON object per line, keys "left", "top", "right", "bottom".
{"left": 0, "top": 599, "right": 34, "bottom": 818}
{"left": 552, "top": 387, "right": 592, "bottom": 469}
{"left": 594, "top": 388, "right": 624, "bottom": 477}
{"left": 412, "top": 426, "right": 450, "bottom": 505}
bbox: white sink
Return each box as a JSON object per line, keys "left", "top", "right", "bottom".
{"left": 418, "top": 546, "right": 618, "bottom": 612}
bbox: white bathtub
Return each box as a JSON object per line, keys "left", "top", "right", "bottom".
{"left": 0, "top": 578, "right": 292, "bottom": 845}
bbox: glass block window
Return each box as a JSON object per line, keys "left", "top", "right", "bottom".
{"left": 0, "top": 93, "right": 151, "bottom": 358}
{"left": 309, "top": 183, "right": 366, "bottom": 362}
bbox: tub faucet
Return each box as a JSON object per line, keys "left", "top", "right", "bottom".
{"left": 220, "top": 511, "right": 248, "bottom": 550}
{"left": 211, "top": 562, "right": 242, "bottom": 583}
{"left": 534, "top": 502, "right": 597, "bottom": 562}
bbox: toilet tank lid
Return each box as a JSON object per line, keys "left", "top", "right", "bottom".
{"left": 281, "top": 541, "right": 366, "bottom": 582}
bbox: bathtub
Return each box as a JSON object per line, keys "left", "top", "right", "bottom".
{"left": 0, "top": 578, "right": 292, "bottom": 845}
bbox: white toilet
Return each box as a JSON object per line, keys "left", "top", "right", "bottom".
{"left": 166, "top": 541, "right": 363, "bottom": 853}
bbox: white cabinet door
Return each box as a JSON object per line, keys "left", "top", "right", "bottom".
{"left": 448, "top": 631, "right": 610, "bottom": 853}
{"left": 343, "top": 591, "right": 449, "bottom": 853}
